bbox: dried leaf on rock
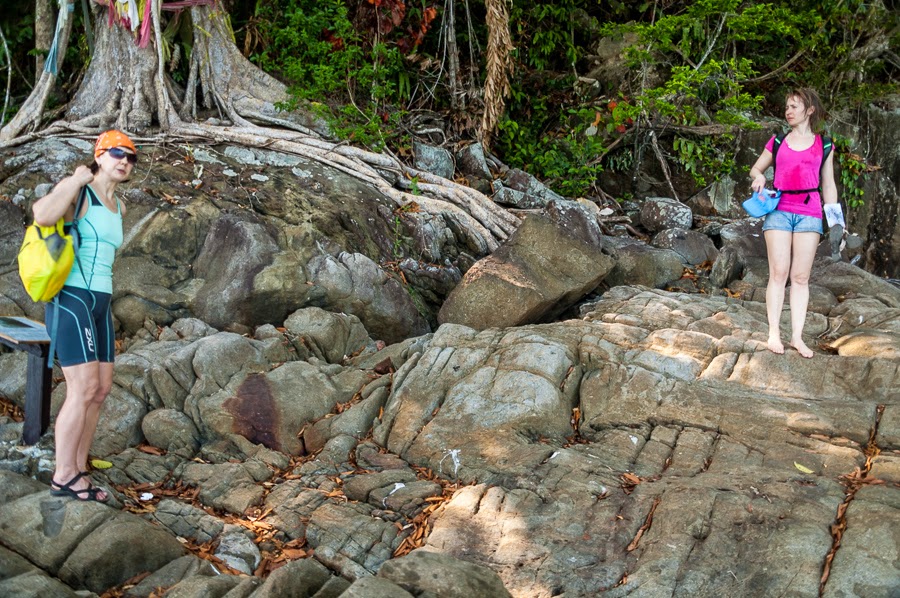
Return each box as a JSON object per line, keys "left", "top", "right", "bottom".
{"left": 793, "top": 462, "right": 814, "bottom": 474}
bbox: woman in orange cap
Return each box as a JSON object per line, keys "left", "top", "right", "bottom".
{"left": 31, "top": 130, "right": 137, "bottom": 501}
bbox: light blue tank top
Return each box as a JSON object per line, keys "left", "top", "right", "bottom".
{"left": 64, "top": 186, "right": 123, "bottom": 294}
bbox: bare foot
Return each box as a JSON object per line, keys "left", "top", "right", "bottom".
{"left": 790, "top": 339, "right": 814, "bottom": 358}
{"left": 767, "top": 336, "right": 785, "bottom": 354}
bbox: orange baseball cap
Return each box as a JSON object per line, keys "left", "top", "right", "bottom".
{"left": 94, "top": 130, "right": 137, "bottom": 158}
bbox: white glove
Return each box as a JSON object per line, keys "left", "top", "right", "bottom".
{"left": 824, "top": 204, "right": 846, "bottom": 229}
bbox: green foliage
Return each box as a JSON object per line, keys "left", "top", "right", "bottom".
{"left": 509, "top": 0, "right": 597, "bottom": 71}
{"left": 251, "top": 0, "right": 414, "bottom": 148}
{"left": 832, "top": 135, "right": 867, "bottom": 208}
{"left": 497, "top": 0, "right": 895, "bottom": 201}
{"left": 495, "top": 104, "right": 609, "bottom": 198}
{"left": 252, "top": 0, "right": 402, "bottom": 100}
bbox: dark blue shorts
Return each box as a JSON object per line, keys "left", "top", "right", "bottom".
{"left": 45, "top": 286, "right": 115, "bottom": 366}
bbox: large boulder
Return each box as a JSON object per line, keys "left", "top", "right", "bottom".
{"left": 651, "top": 227, "right": 719, "bottom": 265}
{"left": 305, "top": 252, "right": 430, "bottom": 344}
{"left": 438, "top": 205, "right": 614, "bottom": 330}
{"left": 640, "top": 196, "right": 693, "bottom": 232}
{"left": 377, "top": 550, "right": 513, "bottom": 598}
{"left": 602, "top": 236, "right": 686, "bottom": 288}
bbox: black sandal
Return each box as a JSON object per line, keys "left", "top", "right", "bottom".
{"left": 50, "top": 472, "right": 107, "bottom": 502}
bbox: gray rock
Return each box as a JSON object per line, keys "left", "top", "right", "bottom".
{"left": 504, "top": 168, "right": 566, "bottom": 205}
{"left": 651, "top": 227, "right": 719, "bottom": 265}
{"left": 192, "top": 215, "right": 305, "bottom": 331}
{"left": 284, "top": 307, "right": 373, "bottom": 365}
{"left": 0, "top": 461, "right": 44, "bottom": 507}
{"left": 811, "top": 260, "right": 900, "bottom": 308}
{"left": 343, "top": 470, "right": 418, "bottom": 503}
{"left": 214, "top": 528, "right": 261, "bottom": 575}
{"left": 371, "top": 480, "right": 442, "bottom": 516}
{"left": 0, "top": 488, "right": 116, "bottom": 573}
{"left": 0, "top": 352, "right": 27, "bottom": 406}
{"left": 311, "top": 576, "right": 352, "bottom": 597}
{"left": 306, "top": 502, "right": 402, "bottom": 577}
{"left": 224, "top": 146, "right": 263, "bottom": 166}
{"left": 710, "top": 245, "right": 743, "bottom": 288}
{"left": 303, "top": 383, "right": 391, "bottom": 454}
{"left": 830, "top": 329, "right": 900, "bottom": 359}
{"left": 195, "top": 361, "right": 369, "bottom": 456}
{"left": 640, "top": 197, "right": 693, "bottom": 232}
{"left": 0, "top": 544, "right": 80, "bottom": 597}
{"left": 305, "top": 252, "right": 430, "bottom": 344}
{"left": 57, "top": 513, "right": 187, "bottom": 593}
{"left": 413, "top": 142, "right": 454, "bottom": 180}
{"left": 142, "top": 408, "right": 201, "bottom": 454}
{"left": 439, "top": 212, "right": 614, "bottom": 330}
{"left": 89, "top": 387, "right": 148, "bottom": 458}
{"left": 0, "top": 202, "right": 24, "bottom": 273}
{"left": 822, "top": 486, "right": 900, "bottom": 598}
{"left": 179, "top": 462, "right": 267, "bottom": 514}
{"left": 123, "top": 555, "right": 216, "bottom": 598}
{"left": 251, "top": 558, "right": 332, "bottom": 597}
{"left": 377, "top": 550, "right": 512, "bottom": 598}
{"left": 491, "top": 183, "right": 541, "bottom": 209}
{"left": 339, "top": 576, "right": 414, "bottom": 598}
{"left": 456, "top": 143, "right": 492, "bottom": 181}
{"left": 601, "top": 236, "right": 686, "bottom": 289}
{"left": 162, "top": 574, "right": 251, "bottom": 598}
{"left": 151, "top": 499, "right": 225, "bottom": 544}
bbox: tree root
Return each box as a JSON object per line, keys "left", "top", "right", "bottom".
{"left": 2, "top": 2, "right": 519, "bottom": 254}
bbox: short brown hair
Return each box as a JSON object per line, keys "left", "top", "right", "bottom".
{"left": 786, "top": 87, "right": 825, "bottom": 132}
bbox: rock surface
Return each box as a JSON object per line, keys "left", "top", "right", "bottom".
{"left": 2, "top": 137, "right": 899, "bottom": 597}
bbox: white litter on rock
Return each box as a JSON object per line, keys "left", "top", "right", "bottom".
{"left": 383, "top": 482, "right": 406, "bottom": 506}
{"left": 139, "top": 492, "right": 154, "bottom": 501}
{"left": 439, "top": 448, "right": 462, "bottom": 477}
{"left": 630, "top": 435, "right": 639, "bottom": 445}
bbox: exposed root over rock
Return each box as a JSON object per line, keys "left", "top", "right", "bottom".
{"left": 0, "top": 2, "right": 516, "bottom": 250}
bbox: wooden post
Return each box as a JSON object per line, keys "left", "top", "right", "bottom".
{"left": 24, "top": 346, "right": 52, "bottom": 444}
{"left": 0, "top": 316, "right": 52, "bottom": 445}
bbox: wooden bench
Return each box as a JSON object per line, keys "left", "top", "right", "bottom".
{"left": 0, "top": 316, "right": 52, "bottom": 445}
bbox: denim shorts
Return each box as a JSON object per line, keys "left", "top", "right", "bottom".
{"left": 762, "top": 210, "right": 822, "bottom": 234}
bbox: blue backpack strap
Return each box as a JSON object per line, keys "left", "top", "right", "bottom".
{"left": 47, "top": 186, "right": 88, "bottom": 369}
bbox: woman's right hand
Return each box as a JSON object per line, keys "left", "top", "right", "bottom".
{"left": 72, "top": 165, "right": 94, "bottom": 187}
{"left": 750, "top": 173, "right": 767, "bottom": 194}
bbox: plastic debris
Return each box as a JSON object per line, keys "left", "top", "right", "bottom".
{"left": 439, "top": 448, "right": 462, "bottom": 477}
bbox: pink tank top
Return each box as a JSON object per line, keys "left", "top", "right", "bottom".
{"left": 764, "top": 134, "right": 824, "bottom": 218}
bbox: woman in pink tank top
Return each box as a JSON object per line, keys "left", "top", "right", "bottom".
{"left": 748, "top": 88, "right": 838, "bottom": 358}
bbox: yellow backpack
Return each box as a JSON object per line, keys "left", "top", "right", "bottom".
{"left": 17, "top": 188, "right": 86, "bottom": 302}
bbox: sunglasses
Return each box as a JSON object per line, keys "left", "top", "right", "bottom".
{"left": 106, "top": 147, "right": 138, "bottom": 164}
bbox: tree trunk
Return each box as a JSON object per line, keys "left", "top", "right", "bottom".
{"left": 34, "top": 0, "right": 54, "bottom": 81}
{"left": 0, "top": 0, "right": 74, "bottom": 140}
{"left": 67, "top": 9, "right": 160, "bottom": 131}
{"left": 480, "top": 0, "right": 513, "bottom": 147}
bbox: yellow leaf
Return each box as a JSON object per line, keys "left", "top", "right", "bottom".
{"left": 91, "top": 459, "right": 113, "bottom": 469}
{"left": 794, "top": 462, "right": 814, "bottom": 474}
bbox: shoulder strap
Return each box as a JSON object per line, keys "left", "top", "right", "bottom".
{"left": 48, "top": 187, "right": 89, "bottom": 368}
{"left": 71, "top": 187, "right": 88, "bottom": 292}
{"left": 817, "top": 135, "right": 833, "bottom": 191}
{"left": 771, "top": 133, "right": 786, "bottom": 180}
